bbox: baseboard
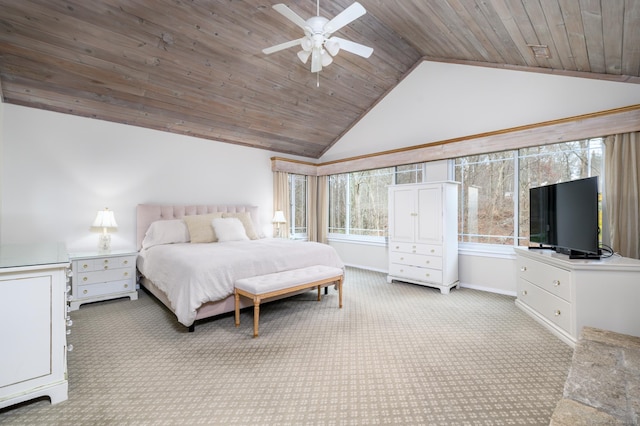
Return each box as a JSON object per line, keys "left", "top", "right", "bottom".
{"left": 460, "top": 282, "right": 516, "bottom": 297}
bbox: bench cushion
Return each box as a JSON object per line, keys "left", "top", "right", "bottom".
{"left": 235, "top": 265, "right": 343, "bottom": 295}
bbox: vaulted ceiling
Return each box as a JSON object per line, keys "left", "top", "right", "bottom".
{"left": 1, "top": 1, "right": 638, "bottom": 158}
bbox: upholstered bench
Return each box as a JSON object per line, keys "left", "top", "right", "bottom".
{"left": 234, "top": 265, "right": 344, "bottom": 337}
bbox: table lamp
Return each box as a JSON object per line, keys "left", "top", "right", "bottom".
{"left": 93, "top": 207, "right": 118, "bottom": 251}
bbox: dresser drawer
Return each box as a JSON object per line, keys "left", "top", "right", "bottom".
{"left": 389, "top": 251, "right": 443, "bottom": 269}
{"left": 518, "top": 257, "right": 571, "bottom": 301}
{"left": 518, "top": 278, "right": 571, "bottom": 333}
{"left": 77, "top": 267, "right": 135, "bottom": 285}
{"left": 77, "top": 279, "right": 134, "bottom": 298}
{"left": 74, "top": 255, "right": 136, "bottom": 272}
{"left": 389, "top": 242, "right": 442, "bottom": 257}
{"left": 390, "top": 263, "right": 443, "bottom": 285}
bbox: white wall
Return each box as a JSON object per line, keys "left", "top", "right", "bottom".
{"left": 0, "top": 105, "right": 275, "bottom": 252}
{"left": 322, "top": 61, "right": 640, "bottom": 162}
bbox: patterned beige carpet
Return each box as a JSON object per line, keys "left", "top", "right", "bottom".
{"left": 0, "top": 267, "right": 573, "bottom": 425}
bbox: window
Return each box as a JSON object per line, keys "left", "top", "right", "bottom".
{"left": 288, "top": 174, "right": 307, "bottom": 238}
{"left": 455, "top": 139, "right": 603, "bottom": 247}
{"left": 328, "top": 163, "right": 424, "bottom": 240}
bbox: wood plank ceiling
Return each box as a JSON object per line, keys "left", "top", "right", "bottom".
{"left": 0, "top": 1, "right": 638, "bottom": 159}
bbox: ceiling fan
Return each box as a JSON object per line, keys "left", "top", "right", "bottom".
{"left": 262, "top": 1, "right": 373, "bottom": 74}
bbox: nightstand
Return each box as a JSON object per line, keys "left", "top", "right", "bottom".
{"left": 68, "top": 249, "right": 138, "bottom": 311}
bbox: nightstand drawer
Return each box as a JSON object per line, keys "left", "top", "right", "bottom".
{"left": 75, "top": 255, "right": 136, "bottom": 272}
{"left": 389, "top": 251, "right": 442, "bottom": 269}
{"left": 77, "top": 279, "right": 134, "bottom": 298}
{"left": 77, "top": 268, "right": 134, "bottom": 285}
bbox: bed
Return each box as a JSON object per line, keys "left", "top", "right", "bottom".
{"left": 136, "top": 204, "right": 344, "bottom": 331}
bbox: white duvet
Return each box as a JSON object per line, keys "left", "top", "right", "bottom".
{"left": 137, "top": 239, "right": 344, "bottom": 326}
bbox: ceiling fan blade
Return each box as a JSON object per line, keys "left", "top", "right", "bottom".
{"left": 311, "top": 48, "right": 322, "bottom": 73}
{"left": 262, "top": 38, "right": 304, "bottom": 55}
{"left": 323, "top": 2, "right": 366, "bottom": 35}
{"left": 272, "top": 4, "right": 308, "bottom": 30}
{"left": 329, "top": 36, "right": 373, "bottom": 58}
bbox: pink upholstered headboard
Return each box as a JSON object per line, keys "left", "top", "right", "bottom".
{"left": 136, "top": 204, "right": 261, "bottom": 250}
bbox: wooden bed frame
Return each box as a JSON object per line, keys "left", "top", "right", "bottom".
{"left": 136, "top": 204, "right": 313, "bottom": 332}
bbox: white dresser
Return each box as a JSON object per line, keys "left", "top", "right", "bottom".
{"left": 69, "top": 250, "right": 138, "bottom": 310}
{"left": 387, "top": 181, "right": 459, "bottom": 294}
{"left": 515, "top": 246, "right": 640, "bottom": 346}
{"left": 0, "top": 243, "right": 70, "bottom": 408}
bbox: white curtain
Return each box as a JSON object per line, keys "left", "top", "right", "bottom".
{"left": 307, "top": 176, "right": 318, "bottom": 242}
{"left": 273, "top": 171, "right": 290, "bottom": 239}
{"left": 604, "top": 132, "right": 640, "bottom": 259}
{"left": 317, "top": 176, "right": 329, "bottom": 244}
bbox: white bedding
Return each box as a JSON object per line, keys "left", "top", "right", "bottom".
{"left": 137, "top": 239, "right": 344, "bottom": 326}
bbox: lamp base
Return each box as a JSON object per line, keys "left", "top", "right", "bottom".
{"left": 98, "top": 233, "right": 111, "bottom": 252}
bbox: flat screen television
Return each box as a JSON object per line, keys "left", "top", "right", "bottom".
{"left": 529, "top": 176, "right": 600, "bottom": 259}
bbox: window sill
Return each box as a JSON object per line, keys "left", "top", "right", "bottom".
{"left": 327, "top": 235, "right": 387, "bottom": 247}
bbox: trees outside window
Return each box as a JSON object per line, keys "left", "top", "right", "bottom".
{"left": 288, "top": 174, "right": 307, "bottom": 237}
{"left": 328, "top": 164, "right": 424, "bottom": 239}
{"left": 455, "top": 139, "right": 603, "bottom": 246}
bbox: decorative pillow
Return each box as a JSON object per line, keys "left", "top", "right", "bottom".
{"left": 222, "top": 212, "right": 259, "bottom": 240}
{"left": 183, "top": 213, "right": 223, "bottom": 243}
{"left": 212, "top": 217, "right": 249, "bottom": 242}
{"left": 141, "top": 219, "right": 190, "bottom": 249}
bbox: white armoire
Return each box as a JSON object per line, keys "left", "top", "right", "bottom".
{"left": 387, "top": 181, "right": 459, "bottom": 294}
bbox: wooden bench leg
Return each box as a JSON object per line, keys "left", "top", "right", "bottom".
{"left": 234, "top": 290, "right": 240, "bottom": 327}
{"left": 317, "top": 285, "right": 321, "bottom": 301}
{"left": 253, "top": 297, "right": 260, "bottom": 338}
{"left": 338, "top": 276, "right": 343, "bottom": 308}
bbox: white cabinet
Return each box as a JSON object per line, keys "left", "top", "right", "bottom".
{"left": 387, "top": 182, "right": 459, "bottom": 293}
{"left": 0, "top": 243, "right": 70, "bottom": 409}
{"left": 515, "top": 247, "right": 640, "bottom": 347}
{"left": 69, "top": 250, "right": 138, "bottom": 310}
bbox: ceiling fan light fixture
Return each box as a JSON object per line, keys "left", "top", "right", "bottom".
{"left": 325, "top": 38, "right": 340, "bottom": 56}
{"left": 297, "top": 50, "right": 311, "bottom": 64}
{"left": 321, "top": 50, "right": 333, "bottom": 66}
{"left": 301, "top": 37, "right": 313, "bottom": 51}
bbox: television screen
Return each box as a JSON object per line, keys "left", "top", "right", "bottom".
{"left": 529, "top": 177, "right": 600, "bottom": 259}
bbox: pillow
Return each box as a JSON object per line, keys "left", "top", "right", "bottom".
{"left": 141, "top": 219, "right": 190, "bottom": 249}
{"left": 183, "top": 213, "right": 223, "bottom": 243}
{"left": 222, "top": 212, "right": 259, "bottom": 240}
{"left": 212, "top": 217, "right": 249, "bottom": 242}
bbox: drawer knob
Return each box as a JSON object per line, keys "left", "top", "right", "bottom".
{"left": 554, "top": 310, "right": 561, "bottom": 316}
{"left": 425, "top": 260, "right": 430, "bottom": 264}
{"left": 82, "top": 263, "right": 89, "bottom": 269}
{"left": 430, "top": 249, "right": 435, "bottom": 253}
{"left": 124, "top": 272, "right": 129, "bottom": 277}
{"left": 395, "top": 246, "right": 399, "bottom": 249}
{"left": 104, "top": 266, "right": 109, "bottom": 270}
{"left": 522, "top": 290, "right": 528, "bottom": 296}
{"left": 124, "top": 260, "right": 129, "bottom": 265}
{"left": 400, "top": 257, "right": 404, "bottom": 261}
{"left": 425, "top": 273, "right": 430, "bottom": 277}
{"left": 83, "top": 289, "right": 88, "bottom": 294}
{"left": 412, "top": 250, "right": 416, "bottom": 253}
{"left": 124, "top": 284, "right": 129, "bottom": 289}
{"left": 83, "top": 277, "right": 88, "bottom": 282}
{"left": 67, "top": 344, "right": 74, "bottom": 352}
{"left": 103, "top": 259, "right": 109, "bottom": 264}
{"left": 520, "top": 266, "right": 527, "bottom": 272}
{"left": 553, "top": 280, "right": 560, "bottom": 287}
